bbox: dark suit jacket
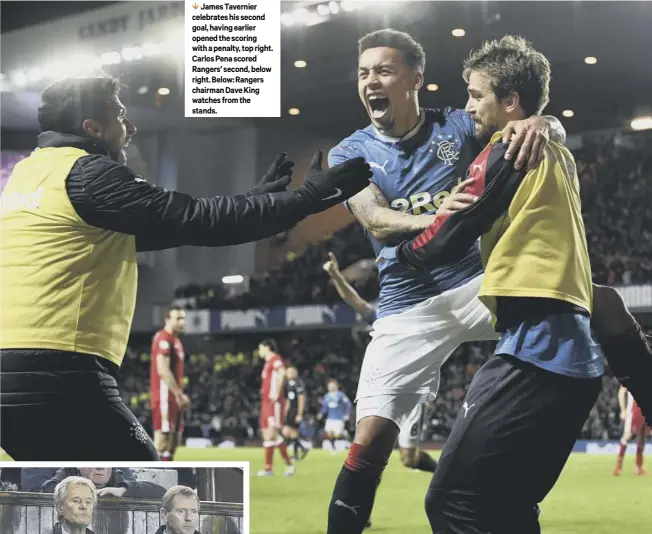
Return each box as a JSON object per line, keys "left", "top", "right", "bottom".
{"left": 153, "top": 526, "right": 200, "bottom": 534}
{"left": 52, "top": 522, "right": 96, "bottom": 534}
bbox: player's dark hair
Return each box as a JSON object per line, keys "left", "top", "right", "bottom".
{"left": 462, "top": 35, "right": 550, "bottom": 117}
{"left": 260, "top": 338, "right": 278, "bottom": 353}
{"left": 166, "top": 305, "right": 183, "bottom": 319}
{"left": 358, "top": 29, "right": 426, "bottom": 73}
{"left": 37, "top": 73, "right": 124, "bottom": 135}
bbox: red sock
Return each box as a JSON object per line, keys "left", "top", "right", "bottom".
{"left": 344, "top": 443, "right": 389, "bottom": 477}
{"left": 278, "top": 441, "right": 292, "bottom": 465}
{"left": 264, "top": 445, "right": 274, "bottom": 471}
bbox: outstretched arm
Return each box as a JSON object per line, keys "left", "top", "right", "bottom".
{"left": 346, "top": 184, "right": 436, "bottom": 244}
{"left": 396, "top": 141, "right": 525, "bottom": 270}
{"left": 328, "top": 145, "right": 434, "bottom": 244}
{"left": 323, "top": 252, "right": 375, "bottom": 322}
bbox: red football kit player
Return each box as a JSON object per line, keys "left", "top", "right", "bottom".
{"left": 257, "top": 338, "right": 295, "bottom": 477}
{"left": 614, "top": 385, "right": 649, "bottom": 476}
{"left": 150, "top": 306, "right": 190, "bottom": 461}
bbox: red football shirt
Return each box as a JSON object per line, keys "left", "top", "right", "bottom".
{"left": 261, "top": 353, "right": 285, "bottom": 401}
{"left": 150, "top": 329, "right": 185, "bottom": 405}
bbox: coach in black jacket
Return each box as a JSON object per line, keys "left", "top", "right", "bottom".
{"left": 0, "top": 73, "right": 371, "bottom": 463}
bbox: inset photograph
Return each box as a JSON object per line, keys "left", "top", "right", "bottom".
{"left": 0, "top": 464, "right": 247, "bottom": 534}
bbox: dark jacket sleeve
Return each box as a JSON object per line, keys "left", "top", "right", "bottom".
{"left": 109, "top": 470, "right": 168, "bottom": 499}
{"left": 21, "top": 468, "right": 59, "bottom": 492}
{"left": 121, "top": 480, "right": 167, "bottom": 499}
{"left": 396, "top": 142, "right": 526, "bottom": 269}
{"left": 66, "top": 155, "right": 310, "bottom": 252}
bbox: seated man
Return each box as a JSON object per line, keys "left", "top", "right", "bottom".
{"left": 43, "top": 467, "right": 166, "bottom": 500}
{"left": 52, "top": 476, "right": 97, "bottom": 534}
{"left": 154, "top": 485, "right": 201, "bottom": 534}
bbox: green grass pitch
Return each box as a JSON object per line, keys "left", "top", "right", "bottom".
{"left": 175, "top": 447, "right": 652, "bottom": 533}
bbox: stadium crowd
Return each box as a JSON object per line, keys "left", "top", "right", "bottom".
{"left": 120, "top": 333, "right": 626, "bottom": 446}
{"left": 119, "top": 131, "right": 651, "bottom": 446}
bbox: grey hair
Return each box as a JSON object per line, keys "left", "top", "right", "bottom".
{"left": 54, "top": 476, "right": 97, "bottom": 520}
{"left": 161, "top": 485, "right": 200, "bottom": 513}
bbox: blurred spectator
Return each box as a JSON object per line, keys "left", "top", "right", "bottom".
{"left": 43, "top": 468, "right": 166, "bottom": 500}
{"left": 21, "top": 467, "right": 59, "bottom": 492}
{"left": 0, "top": 480, "right": 18, "bottom": 491}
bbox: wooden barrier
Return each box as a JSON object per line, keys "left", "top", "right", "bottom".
{"left": 0, "top": 492, "right": 243, "bottom": 534}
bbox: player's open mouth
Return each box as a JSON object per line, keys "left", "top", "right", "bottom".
{"left": 368, "top": 95, "right": 390, "bottom": 119}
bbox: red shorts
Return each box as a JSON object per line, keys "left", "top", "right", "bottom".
{"left": 260, "top": 400, "right": 285, "bottom": 430}
{"left": 152, "top": 399, "right": 184, "bottom": 433}
{"left": 625, "top": 404, "right": 649, "bottom": 436}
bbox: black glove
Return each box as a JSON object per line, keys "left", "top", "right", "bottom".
{"left": 246, "top": 152, "right": 295, "bottom": 197}
{"left": 295, "top": 151, "right": 372, "bottom": 214}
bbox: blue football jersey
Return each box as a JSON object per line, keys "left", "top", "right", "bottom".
{"left": 329, "top": 108, "right": 484, "bottom": 318}
{"left": 320, "top": 391, "right": 352, "bottom": 420}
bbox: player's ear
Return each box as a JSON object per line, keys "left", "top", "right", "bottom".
{"left": 82, "top": 118, "right": 103, "bottom": 141}
{"left": 413, "top": 70, "right": 424, "bottom": 91}
{"left": 504, "top": 92, "right": 520, "bottom": 114}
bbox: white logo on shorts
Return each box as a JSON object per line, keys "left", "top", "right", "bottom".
{"left": 462, "top": 401, "right": 475, "bottom": 418}
{"left": 334, "top": 500, "right": 359, "bottom": 516}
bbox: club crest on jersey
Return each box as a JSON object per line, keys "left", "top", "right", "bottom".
{"left": 432, "top": 134, "right": 461, "bottom": 166}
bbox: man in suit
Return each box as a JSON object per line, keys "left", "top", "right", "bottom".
{"left": 154, "top": 485, "right": 201, "bottom": 534}
{"left": 52, "top": 476, "right": 97, "bottom": 534}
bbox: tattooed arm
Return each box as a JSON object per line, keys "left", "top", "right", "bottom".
{"left": 347, "top": 183, "right": 436, "bottom": 245}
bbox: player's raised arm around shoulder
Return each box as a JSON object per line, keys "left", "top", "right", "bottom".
{"left": 396, "top": 141, "right": 527, "bottom": 270}
{"left": 542, "top": 115, "right": 566, "bottom": 144}
{"left": 347, "top": 184, "right": 436, "bottom": 245}
{"left": 328, "top": 145, "right": 434, "bottom": 245}
{"left": 67, "top": 151, "right": 371, "bottom": 251}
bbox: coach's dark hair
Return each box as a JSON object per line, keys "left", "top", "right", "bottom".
{"left": 260, "top": 338, "right": 278, "bottom": 353}
{"left": 37, "top": 74, "right": 123, "bottom": 135}
{"left": 462, "top": 35, "right": 550, "bottom": 117}
{"left": 358, "top": 29, "right": 426, "bottom": 73}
